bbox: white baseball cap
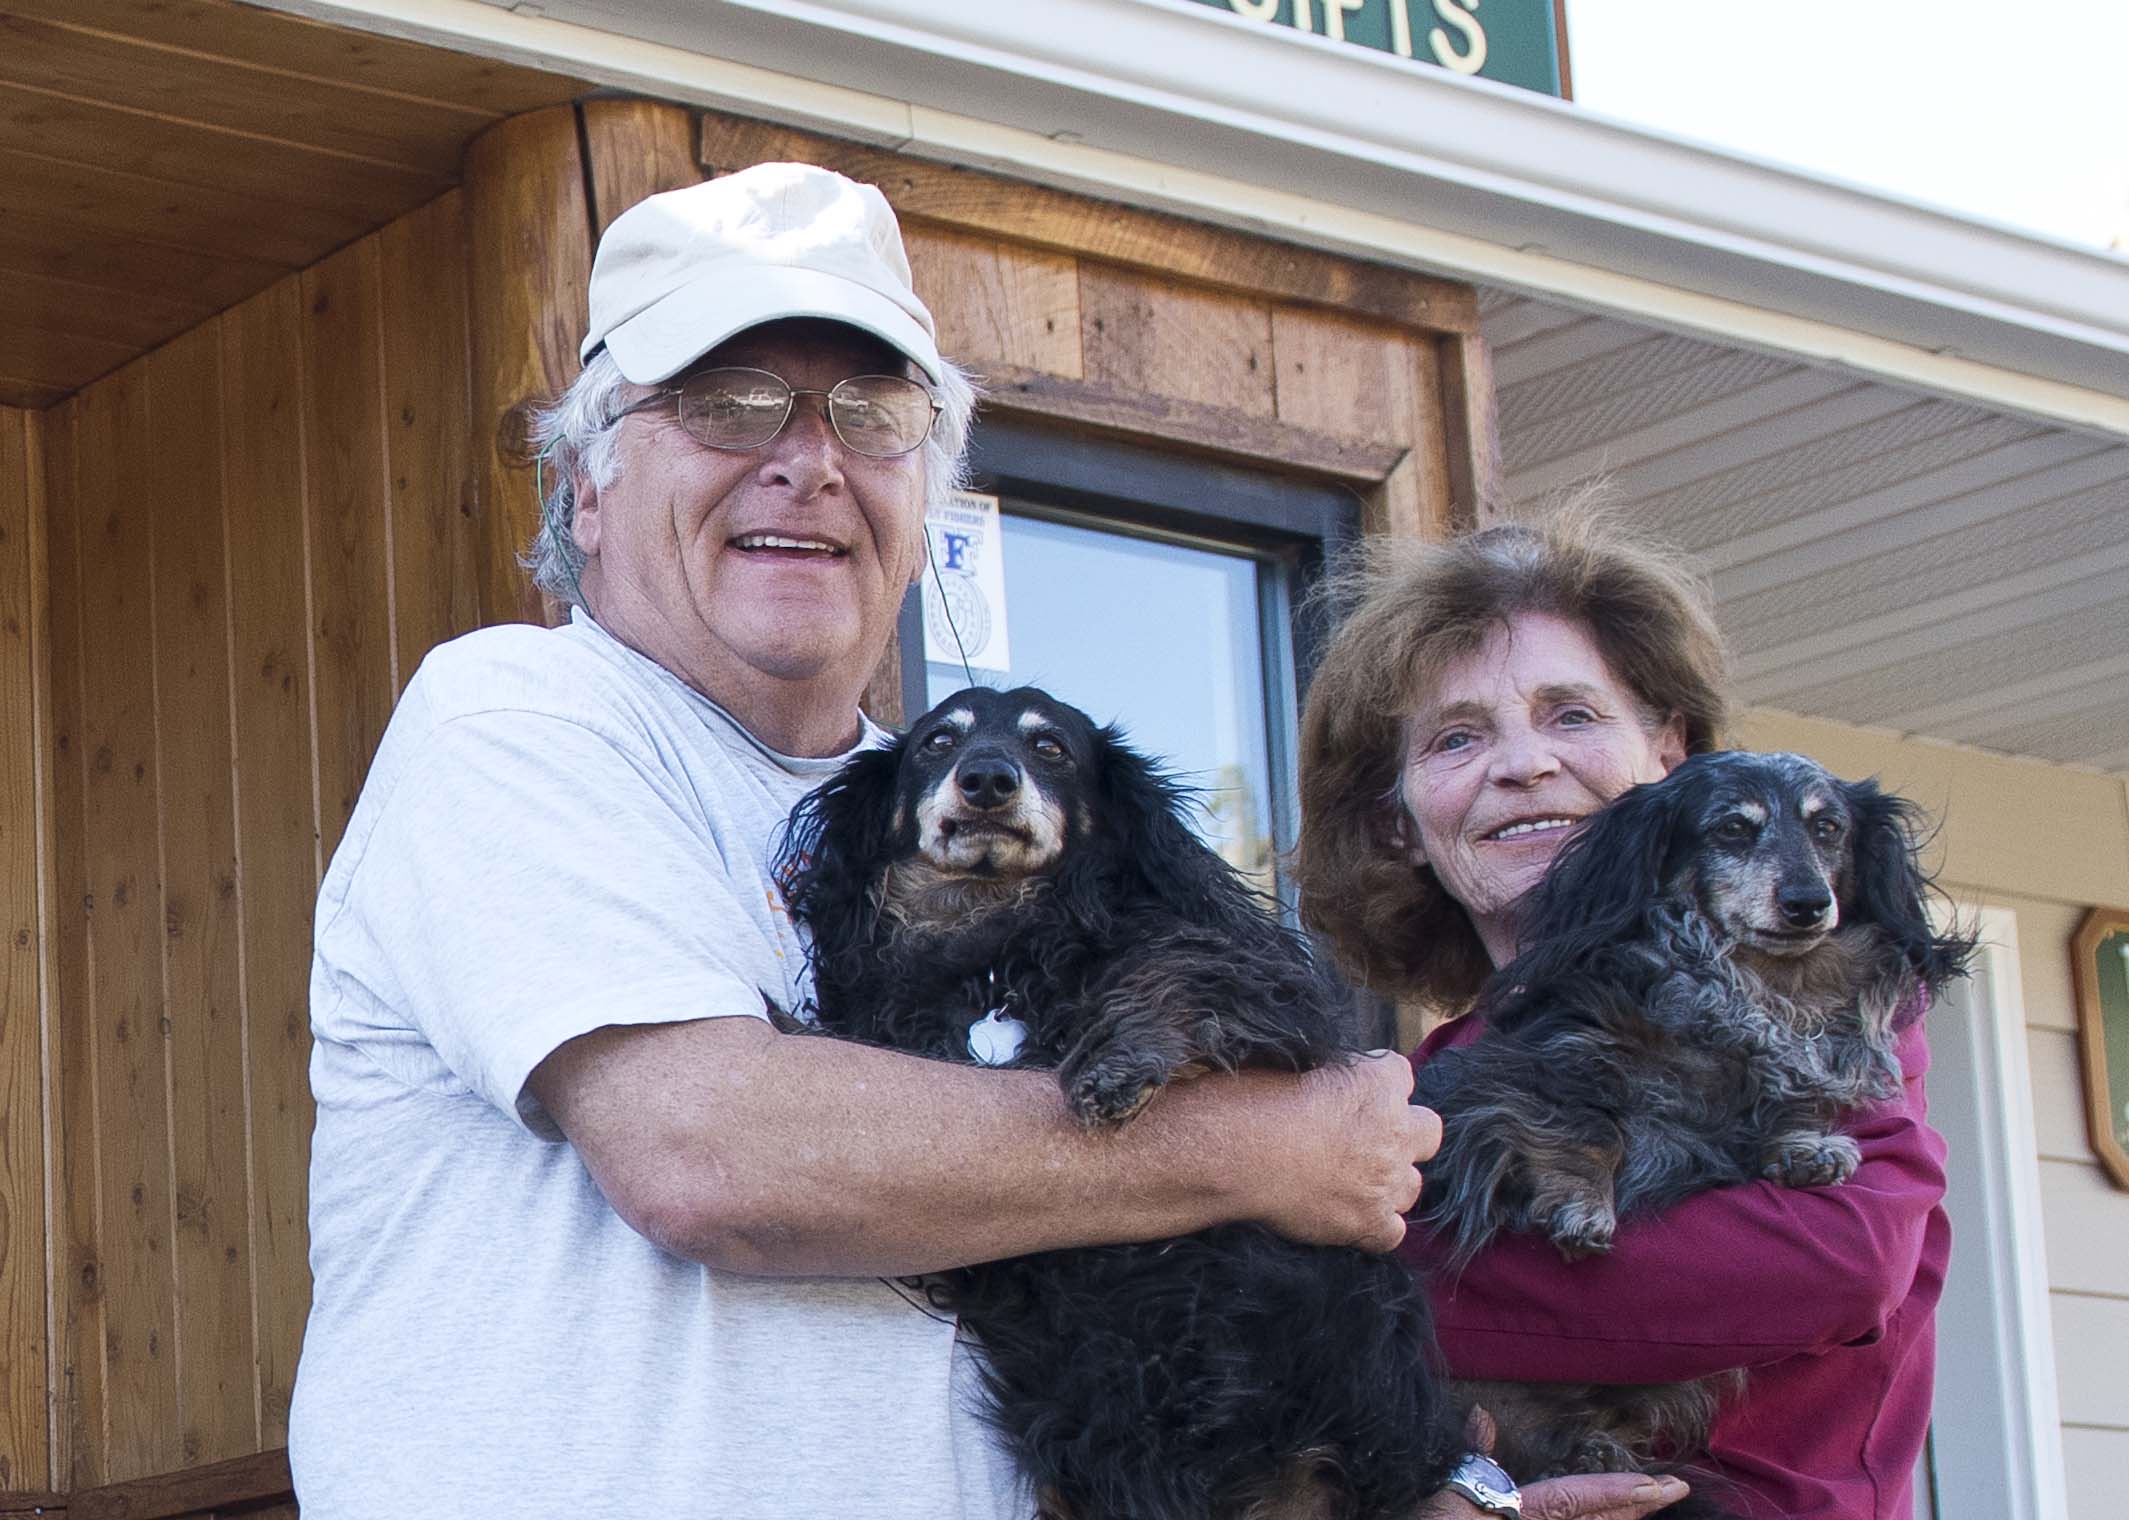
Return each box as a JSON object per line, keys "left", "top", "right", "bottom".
{"left": 580, "top": 161, "right": 944, "bottom": 385}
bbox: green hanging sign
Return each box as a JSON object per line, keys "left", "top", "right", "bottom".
{"left": 1177, "top": 0, "right": 1566, "bottom": 97}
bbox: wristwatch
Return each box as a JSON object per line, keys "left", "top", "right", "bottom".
{"left": 1445, "top": 1452, "right": 1523, "bottom": 1516}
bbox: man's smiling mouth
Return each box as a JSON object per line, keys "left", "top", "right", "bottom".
{"left": 732, "top": 533, "right": 846, "bottom": 556}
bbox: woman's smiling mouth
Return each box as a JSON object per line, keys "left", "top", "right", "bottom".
{"left": 1484, "top": 816, "right": 1580, "bottom": 842}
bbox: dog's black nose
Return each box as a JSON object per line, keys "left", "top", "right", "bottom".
{"left": 1778, "top": 887, "right": 1833, "bottom": 928}
{"left": 957, "top": 756, "right": 1021, "bottom": 810}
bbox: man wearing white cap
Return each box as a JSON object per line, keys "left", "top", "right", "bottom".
{"left": 289, "top": 164, "right": 1664, "bottom": 1520}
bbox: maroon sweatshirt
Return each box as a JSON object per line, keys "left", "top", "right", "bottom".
{"left": 1403, "top": 1014, "right": 1948, "bottom": 1520}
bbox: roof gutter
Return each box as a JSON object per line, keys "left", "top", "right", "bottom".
{"left": 267, "top": 0, "right": 2129, "bottom": 438}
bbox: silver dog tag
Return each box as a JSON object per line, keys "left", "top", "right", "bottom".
{"left": 968, "top": 1007, "right": 1028, "bottom": 1066}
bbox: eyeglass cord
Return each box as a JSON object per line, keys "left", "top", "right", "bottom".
{"left": 924, "top": 521, "right": 980, "bottom": 692}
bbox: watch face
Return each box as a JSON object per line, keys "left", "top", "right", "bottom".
{"left": 1459, "top": 1453, "right": 1515, "bottom": 1490}
{"left": 1448, "top": 1452, "right": 1522, "bottom": 1515}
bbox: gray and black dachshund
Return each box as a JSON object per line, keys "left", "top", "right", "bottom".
{"left": 777, "top": 685, "right": 1465, "bottom": 1520}
{"left": 1411, "top": 749, "right": 1973, "bottom": 1505}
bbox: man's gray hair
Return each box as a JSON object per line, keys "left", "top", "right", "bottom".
{"left": 524, "top": 348, "right": 980, "bottom": 606}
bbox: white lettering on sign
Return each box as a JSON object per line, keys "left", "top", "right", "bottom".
{"left": 1429, "top": 0, "right": 1487, "bottom": 73}
{"left": 1223, "top": 0, "right": 1491, "bottom": 73}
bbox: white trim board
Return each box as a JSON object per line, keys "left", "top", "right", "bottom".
{"left": 261, "top": 0, "right": 2129, "bottom": 442}
{"left": 1924, "top": 906, "right": 2069, "bottom": 1520}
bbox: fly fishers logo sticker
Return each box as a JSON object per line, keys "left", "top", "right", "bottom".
{"left": 923, "top": 490, "right": 1012, "bottom": 674}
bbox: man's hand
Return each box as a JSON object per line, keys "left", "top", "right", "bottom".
{"left": 1228, "top": 1050, "right": 1441, "bottom": 1251}
{"left": 1418, "top": 1473, "right": 1689, "bottom": 1520}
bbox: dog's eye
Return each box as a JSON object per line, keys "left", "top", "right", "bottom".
{"left": 1029, "top": 734, "right": 1066, "bottom": 762}
{"left": 1714, "top": 816, "right": 1756, "bottom": 845}
{"left": 1810, "top": 816, "right": 1845, "bottom": 844}
{"left": 922, "top": 730, "right": 957, "bottom": 753}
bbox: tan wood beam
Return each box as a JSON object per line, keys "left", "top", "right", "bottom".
{"left": 979, "top": 363, "right": 1404, "bottom": 483}
{"left": 65, "top": 1447, "right": 289, "bottom": 1520}
{"left": 581, "top": 97, "right": 702, "bottom": 239}
{"left": 1438, "top": 332, "right": 1500, "bottom": 530}
{"left": 462, "top": 105, "right": 593, "bottom": 629}
{"left": 464, "top": 101, "right": 701, "bottom": 630}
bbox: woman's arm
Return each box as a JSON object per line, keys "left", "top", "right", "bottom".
{"left": 1403, "top": 1022, "right": 1946, "bottom": 1385}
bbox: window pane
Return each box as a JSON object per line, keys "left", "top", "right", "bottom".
{"left": 925, "top": 507, "right": 1278, "bottom": 894}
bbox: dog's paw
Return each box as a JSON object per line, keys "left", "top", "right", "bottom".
{"left": 1063, "top": 1055, "right": 1169, "bottom": 1127}
{"left": 1541, "top": 1198, "right": 1617, "bottom": 1258}
{"left": 1763, "top": 1134, "right": 1861, "bottom": 1188}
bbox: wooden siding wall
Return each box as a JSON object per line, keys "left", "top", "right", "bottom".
{"left": 1739, "top": 708, "right": 2129, "bottom": 1520}
{"left": 698, "top": 114, "right": 1491, "bottom": 553}
{"left": 22, "top": 189, "right": 478, "bottom": 1491}
{"left": 5, "top": 97, "right": 1485, "bottom": 1497}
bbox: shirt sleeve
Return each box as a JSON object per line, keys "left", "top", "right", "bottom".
{"left": 1402, "top": 1020, "right": 1947, "bottom": 1384}
{"left": 317, "top": 705, "right": 776, "bottom": 1139}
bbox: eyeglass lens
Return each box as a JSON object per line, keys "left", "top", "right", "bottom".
{"left": 675, "top": 368, "right": 935, "bottom": 457}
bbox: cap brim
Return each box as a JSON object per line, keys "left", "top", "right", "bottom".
{"left": 598, "top": 264, "right": 944, "bottom": 386}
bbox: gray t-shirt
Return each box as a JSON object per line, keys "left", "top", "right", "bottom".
{"left": 290, "top": 611, "right": 1024, "bottom": 1519}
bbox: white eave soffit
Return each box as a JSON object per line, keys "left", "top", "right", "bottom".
{"left": 275, "top": 0, "right": 2129, "bottom": 436}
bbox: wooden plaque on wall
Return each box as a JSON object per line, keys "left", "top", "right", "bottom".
{"left": 2072, "top": 906, "right": 2129, "bottom": 1189}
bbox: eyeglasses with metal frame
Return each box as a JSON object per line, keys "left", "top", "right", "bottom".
{"left": 616, "top": 366, "right": 941, "bottom": 459}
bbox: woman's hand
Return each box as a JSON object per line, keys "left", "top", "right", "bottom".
{"left": 1418, "top": 1472, "right": 1689, "bottom": 1520}
{"left": 1422, "top": 1406, "right": 1690, "bottom": 1520}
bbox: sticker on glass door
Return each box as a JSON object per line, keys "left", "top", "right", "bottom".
{"left": 922, "top": 490, "right": 1013, "bottom": 675}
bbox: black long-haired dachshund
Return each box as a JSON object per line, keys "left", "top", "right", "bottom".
{"left": 1411, "top": 749, "right": 1973, "bottom": 1498}
{"left": 779, "top": 685, "right": 1464, "bottom": 1520}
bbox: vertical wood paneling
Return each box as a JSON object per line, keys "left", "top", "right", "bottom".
{"left": 31, "top": 192, "right": 486, "bottom": 1483}
{"left": 378, "top": 191, "right": 479, "bottom": 687}
{"left": 1, "top": 406, "right": 50, "bottom": 1491}
{"left": 904, "top": 223, "right": 1083, "bottom": 379}
{"left": 74, "top": 366, "right": 180, "bottom": 1481}
{"left": 218, "top": 280, "right": 320, "bottom": 1448}
{"left": 298, "top": 241, "right": 395, "bottom": 867}
{"left": 40, "top": 397, "right": 107, "bottom": 1490}
{"left": 143, "top": 327, "right": 255, "bottom": 1467}
{"left": 1079, "top": 265, "right": 1274, "bottom": 416}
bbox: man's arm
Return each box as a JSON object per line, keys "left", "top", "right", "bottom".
{"left": 532, "top": 1016, "right": 1439, "bottom": 1277}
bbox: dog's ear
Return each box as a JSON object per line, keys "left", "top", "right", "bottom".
{"left": 1843, "top": 779, "right": 1974, "bottom": 996}
{"left": 776, "top": 740, "right": 907, "bottom": 949}
{"left": 1087, "top": 726, "right": 1270, "bottom": 934}
{"left": 1490, "top": 770, "right": 1696, "bottom": 1011}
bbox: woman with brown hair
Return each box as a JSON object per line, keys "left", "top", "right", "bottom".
{"left": 1297, "top": 505, "right": 1949, "bottom": 1520}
